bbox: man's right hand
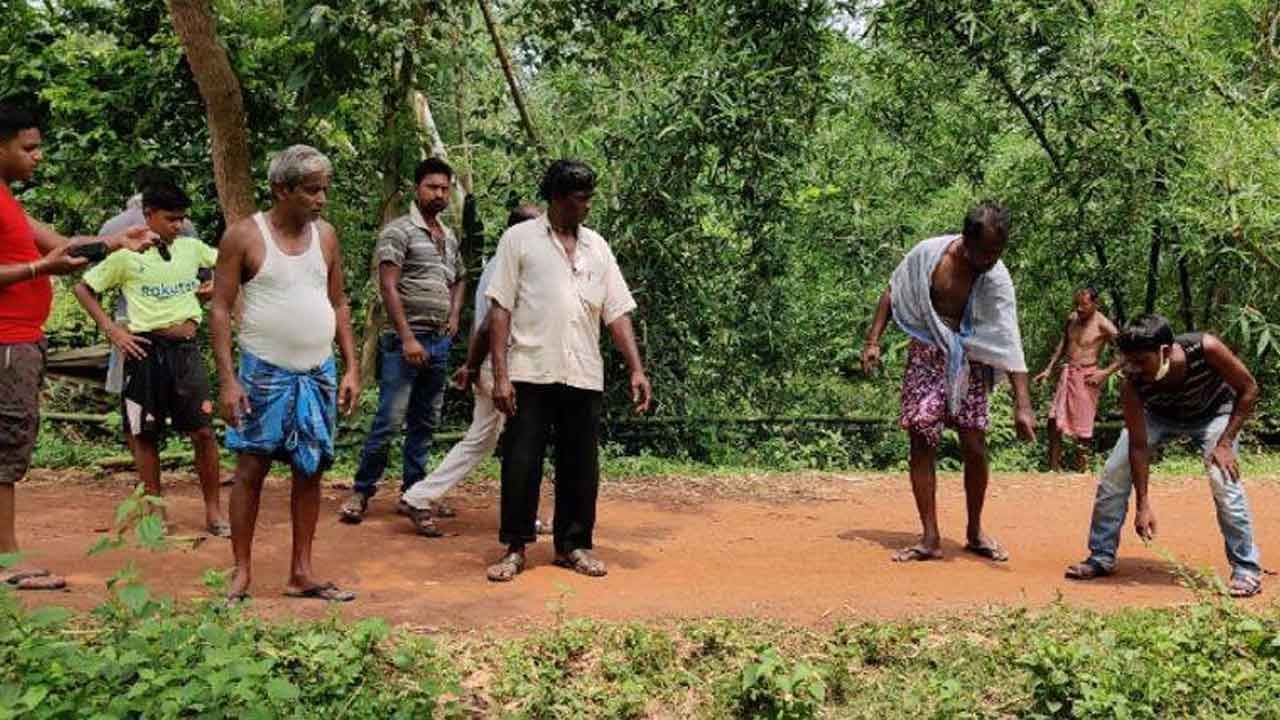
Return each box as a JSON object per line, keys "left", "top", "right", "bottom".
{"left": 219, "top": 379, "right": 252, "bottom": 428}
{"left": 1135, "top": 503, "right": 1158, "bottom": 542}
{"left": 36, "top": 243, "right": 89, "bottom": 276}
{"left": 1034, "top": 369, "right": 1051, "bottom": 384}
{"left": 493, "top": 375, "right": 517, "bottom": 417}
{"left": 107, "top": 324, "right": 151, "bottom": 360}
{"left": 402, "top": 335, "right": 427, "bottom": 366}
{"left": 860, "top": 342, "right": 882, "bottom": 374}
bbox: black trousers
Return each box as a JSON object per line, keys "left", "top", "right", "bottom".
{"left": 499, "top": 382, "right": 602, "bottom": 554}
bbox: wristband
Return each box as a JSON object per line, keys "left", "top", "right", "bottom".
{"left": 28, "top": 262, "right": 37, "bottom": 279}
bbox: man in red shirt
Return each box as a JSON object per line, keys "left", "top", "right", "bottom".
{"left": 0, "top": 104, "right": 152, "bottom": 590}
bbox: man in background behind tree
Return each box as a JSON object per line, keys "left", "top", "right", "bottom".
{"left": 1034, "top": 287, "right": 1119, "bottom": 471}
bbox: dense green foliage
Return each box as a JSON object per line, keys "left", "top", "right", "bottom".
{"left": 2, "top": 1, "right": 1278, "bottom": 460}
{"left": 4, "top": 585, "right": 1280, "bottom": 718}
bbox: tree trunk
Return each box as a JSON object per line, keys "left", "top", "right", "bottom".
{"left": 1177, "top": 254, "right": 1195, "bottom": 331}
{"left": 1144, "top": 224, "right": 1163, "bottom": 315}
{"left": 166, "top": 0, "right": 256, "bottom": 225}
{"left": 478, "top": 0, "right": 544, "bottom": 152}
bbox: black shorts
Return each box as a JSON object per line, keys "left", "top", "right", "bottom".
{"left": 121, "top": 335, "right": 212, "bottom": 441}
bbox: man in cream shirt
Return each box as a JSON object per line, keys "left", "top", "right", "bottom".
{"left": 483, "top": 160, "right": 652, "bottom": 582}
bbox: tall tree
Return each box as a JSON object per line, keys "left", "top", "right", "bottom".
{"left": 166, "top": 0, "right": 255, "bottom": 225}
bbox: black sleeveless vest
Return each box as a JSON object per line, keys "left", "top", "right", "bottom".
{"left": 1132, "top": 333, "right": 1235, "bottom": 421}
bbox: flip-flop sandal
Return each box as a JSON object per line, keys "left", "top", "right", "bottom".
{"left": 963, "top": 541, "right": 1010, "bottom": 562}
{"left": 431, "top": 500, "right": 457, "bottom": 518}
{"left": 404, "top": 505, "right": 443, "bottom": 538}
{"left": 207, "top": 521, "right": 232, "bottom": 538}
{"left": 221, "top": 592, "right": 250, "bottom": 609}
{"left": 283, "top": 582, "right": 356, "bottom": 602}
{"left": 1, "top": 567, "right": 50, "bottom": 585}
{"left": 1228, "top": 575, "right": 1262, "bottom": 598}
{"left": 486, "top": 552, "right": 526, "bottom": 582}
{"left": 1064, "top": 559, "right": 1111, "bottom": 580}
{"left": 9, "top": 574, "right": 67, "bottom": 591}
{"left": 338, "top": 494, "right": 368, "bottom": 525}
{"left": 554, "top": 549, "right": 607, "bottom": 577}
{"left": 891, "top": 546, "right": 943, "bottom": 562}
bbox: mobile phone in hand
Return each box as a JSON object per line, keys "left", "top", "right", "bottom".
{"left": 68, "top": 241, "right": 107, "bottom": 262}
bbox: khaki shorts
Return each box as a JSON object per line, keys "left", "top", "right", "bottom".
{"left": 0, "top": 342, "right": 44, "bottom": 484}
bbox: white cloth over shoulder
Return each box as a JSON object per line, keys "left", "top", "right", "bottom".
{"left": 889, "top": 235, "right": 1027, "bottom": 413}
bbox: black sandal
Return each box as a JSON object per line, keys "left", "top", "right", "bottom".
{"left": 338, "top": 493, "right": 368, "bottom": 524}
{"left": 404, "top": 504, "right": 443, "bottom": 537}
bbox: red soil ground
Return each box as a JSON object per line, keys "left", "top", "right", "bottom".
{"left": 11, "top": 469, "right": 1277, "bottom": 630}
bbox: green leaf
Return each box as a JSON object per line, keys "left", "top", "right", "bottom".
{"left": 266, "top": 678, "right": 301, "bottom": 702}
{"left": 21, "top": 686, "right": 49, "bottom": 709}
{"left": 135, "top": 513, "right": 167, "bottom": 549}
{"left": 0, "top": 552, "right": 21, "bottom": 569}
{"left": 117, "top": 583, "right": 150, "bottom": 614}
{"left": 26, "top": 606, "right": 72, "bottom": 629}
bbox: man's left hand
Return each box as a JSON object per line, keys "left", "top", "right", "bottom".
{"left": 339, "top": 370, "right": 361, "bottom": 417}
{"left": 1014, "top": 407, "right": 1036, "bottom": 442}
{"left": 630, "top": 370, "right": 652, "bottom": 414}
{"left": 445, "top": 315, "right": 460, "bottom": 337}
{"left": 1209, "top": 443, "right": 1241, "bottom": 483}
{"left": 451, "top": 365, "right": 474, "bottom": 392}
{"left": 196, "top": 281, "right": 215, "bottom": 304}
{"left": 1085, "top": 369, "right": 1109, "bottom": 388}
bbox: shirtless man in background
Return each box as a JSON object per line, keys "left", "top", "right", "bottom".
{"left": 1035, "top": 288, "right": 1118, "bottom": 471}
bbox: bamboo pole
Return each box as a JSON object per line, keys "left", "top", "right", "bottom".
{"left": 477, "top": 0, "right": 544, "bottom": 152}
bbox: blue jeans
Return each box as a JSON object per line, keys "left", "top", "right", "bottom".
{"left": 1085, "top": 412, "right": 1262, "bottom": 580}
{"left": 352, "top": 331, "right": 451, "bottom": 497}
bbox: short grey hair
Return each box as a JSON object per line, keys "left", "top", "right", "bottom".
{"left": 268, "top": 144, "right": 332, "bottom": 190}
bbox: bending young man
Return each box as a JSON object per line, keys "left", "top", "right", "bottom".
{"left": 862, "top": 202, "right": 1035, "bottom": 563}
{"left": 1065, "top": 315, "right": 1264, "bottom": 598}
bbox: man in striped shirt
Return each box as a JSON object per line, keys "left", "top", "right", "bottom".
{"left": 340, "top": 158, "right": 466, "bottom": 523}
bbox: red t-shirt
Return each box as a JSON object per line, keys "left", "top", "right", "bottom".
{"left": 0, "top": 183, "right": 53, "bottom": 343}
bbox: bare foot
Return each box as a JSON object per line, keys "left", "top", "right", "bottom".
{"left": 963, "top": 533, "right": 1010, "bottom": 562}
{"left": 892, "top": 545, "right": 943, "bottom": 562}
{"left": 226, "top": 567, "right": 251, "bottom": 601}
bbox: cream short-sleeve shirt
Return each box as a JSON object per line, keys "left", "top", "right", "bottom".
{"left": 484, "top": 216, "right": 636, "bottom": 391}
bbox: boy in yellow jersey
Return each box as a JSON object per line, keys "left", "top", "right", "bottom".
{"left": 74, "top": 184, "right": 227, "bottom": 536}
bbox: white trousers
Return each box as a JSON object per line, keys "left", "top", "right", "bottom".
{"left": 401, "top": 370, "right": 504, "bottom": 510}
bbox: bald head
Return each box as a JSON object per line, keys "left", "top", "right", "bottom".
{"left": 506, "top": 203, "right": 542, "bottom": 228}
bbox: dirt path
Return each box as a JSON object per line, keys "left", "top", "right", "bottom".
{"left": 12, "top": 470, "right": 1279, "bottom": 630}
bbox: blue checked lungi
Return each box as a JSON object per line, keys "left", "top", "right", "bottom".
{"left": 225, "top": 351, "right": 337, "bottom": 476}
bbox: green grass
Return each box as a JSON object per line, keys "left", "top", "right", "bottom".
{"left": 3, "top": 585, "right": 1280, "bottom": 719}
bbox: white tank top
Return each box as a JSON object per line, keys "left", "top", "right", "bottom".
{"left": 237, "top": 212, "right": 336, "bottom": 371}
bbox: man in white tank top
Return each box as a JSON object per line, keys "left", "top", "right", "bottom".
{"left": 209, "top": 145, "right": 362, "bottom": 603}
